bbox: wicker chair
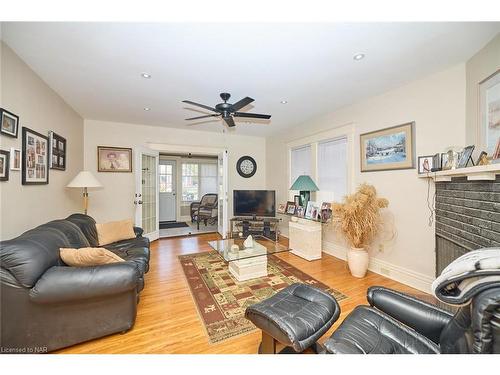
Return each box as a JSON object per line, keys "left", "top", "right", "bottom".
{"left": 190, "top": 194, "right": 218, "bottom": 229}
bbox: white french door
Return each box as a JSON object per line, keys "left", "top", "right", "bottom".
{"left": 159, "top": 159, "right": 176, "bottom": 222}
{"left": 134, "top": 147, "right": 159, "bottom": 241}
{"left": 218, "top": 150, "right": 229, "bottom": 238}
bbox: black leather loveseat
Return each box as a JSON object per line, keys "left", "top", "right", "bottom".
{"left": 0, "top": 214, "right": 150, "bottom": 353}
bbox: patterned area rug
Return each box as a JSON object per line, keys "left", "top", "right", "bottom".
{"left": 179, "top": 251, "right": 348, "bottom": 344}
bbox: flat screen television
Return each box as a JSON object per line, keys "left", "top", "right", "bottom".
{"left": 233, "top": 190, "right": 276, "bottom": 218}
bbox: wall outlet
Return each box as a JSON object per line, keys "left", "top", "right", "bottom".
{"left": 378, "top": 243, "right": 384, "bottom": 252}
{"left": 380, "top": 267, "right": 391, "bottom": 276}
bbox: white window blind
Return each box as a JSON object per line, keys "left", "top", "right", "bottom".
{"left": 318, "top": 137, "right": 347, "bottom": 202}
{"left": 290, "top": 145, "right": 312, "bottom": 185}
{"left": 200, "top": 163, "right": 218, "bottom": 197}
{"left": 181, "top": 161, "right": 218, "bottom": 202}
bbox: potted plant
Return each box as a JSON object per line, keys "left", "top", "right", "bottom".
{"left": 332, "top": 183, "right": 389, "bottom": 278}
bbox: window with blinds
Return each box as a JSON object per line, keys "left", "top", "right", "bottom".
{"left": 317, "top": 137, "right": 348, "bottom": 202}
{"left": 181, "top": 161, "right": 218, "bottom": 202}
{"left": 290, "top": 145, "right": 312, "bottom": 185}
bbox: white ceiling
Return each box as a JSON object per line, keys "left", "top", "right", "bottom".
{"left": 2, "top": 22, "right": 499, "bottom": 137}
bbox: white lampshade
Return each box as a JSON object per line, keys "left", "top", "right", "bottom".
{"left": 67, "top": 171, "right": 102, "bottom": 188}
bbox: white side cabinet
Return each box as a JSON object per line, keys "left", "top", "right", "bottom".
{"left": 289, "top": 219, "right": 322, "bottom": 261}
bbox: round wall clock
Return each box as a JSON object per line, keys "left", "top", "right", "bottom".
{"left": 236, "top": 156, "right": 257, "bottom": 178}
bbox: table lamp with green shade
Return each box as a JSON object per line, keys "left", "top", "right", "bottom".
{"left": 290, "top": 175, "right": 319, "bottom": 208}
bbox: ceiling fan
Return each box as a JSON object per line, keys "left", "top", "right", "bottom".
{"left": 182, "top": 92, "right": 271, "bottom": 127}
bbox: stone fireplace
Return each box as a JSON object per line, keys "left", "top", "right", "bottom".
{"left": 435, "top": 176, "right": 500, "bottom": 276}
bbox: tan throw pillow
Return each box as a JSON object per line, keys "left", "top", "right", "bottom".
{"left": 60, "top": 247, "right": 124, "bottom": 267}
{"left": 95, "top": 219, "right": 136, "bottom": 246}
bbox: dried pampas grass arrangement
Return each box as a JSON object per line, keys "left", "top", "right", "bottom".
{"left": 332, "top": 183, "right": 389, "bottom": 248}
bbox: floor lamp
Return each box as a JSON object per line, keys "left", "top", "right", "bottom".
{"left": 67, "top": 171, "right": 102, "bottom": 215}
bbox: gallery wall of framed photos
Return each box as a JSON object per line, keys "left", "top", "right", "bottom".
{"left": 1, "top": 43, "right": 84, "bottom": 240}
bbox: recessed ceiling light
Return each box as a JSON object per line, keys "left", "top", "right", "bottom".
{"left": 280, "top": 100, "right": 288, "bottom": 104}
{"left": 141, "top": 72, "right": 152, "bottom": 79}
{"left": 143, "top": 107, "right": 151, "bottom": 111}
{"left": 353, "top": 53, "right": 365, "bottom": 61}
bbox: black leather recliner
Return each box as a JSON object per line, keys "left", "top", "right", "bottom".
{"left": 324, "top": 286, "right": 500, "bottom": 354}
{"left": 0, "top": 214, "right": 150, "bottom": 353}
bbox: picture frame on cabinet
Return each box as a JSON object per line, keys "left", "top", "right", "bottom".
{"left": 286, "top": 201, "right": 296, "bottom": 215}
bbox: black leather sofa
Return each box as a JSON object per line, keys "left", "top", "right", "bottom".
{"left": 0, "top": 214, "right": 150, "bottom": 353}
{"left": 324, "top": 286, "right": 500, "bottom": 354}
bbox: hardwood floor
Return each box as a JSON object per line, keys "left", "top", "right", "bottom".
{"left": 58, "top": 233, "right": 424, "bottom": 354}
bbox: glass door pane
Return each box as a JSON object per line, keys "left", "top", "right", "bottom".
{"left": 142, "top": 154, "right": 157, "bottom": 234}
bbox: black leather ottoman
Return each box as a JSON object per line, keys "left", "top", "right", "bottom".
{"left": 245, "top": 283, "right": 341, "bottom": 353}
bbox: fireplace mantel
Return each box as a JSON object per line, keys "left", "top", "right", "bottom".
{"left": 418, "top": 163, "right": 500, "bottom": 182}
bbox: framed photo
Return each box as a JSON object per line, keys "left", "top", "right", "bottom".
{"left": 49, "top": 131, "right": 67, "bottom": 170}
{"left": 296, "top": 206, "right": 305, "bottom": 218}
{"left": 320, "top": 202, "right": 332, "bottom": 222}
{"left": 0, "top": 108, "right": 19, "bottom": 138}
{"left": 98, "top": 146, "right": 132, "bottom": 172}
{"left": 0, "top": 149, "right": 9, "bottom": 181}
{"left": 479, "top": 69, "right": 500, "bottom": 155}
{"left": 360, "top": 122, "right": 415, "bottom": 172}
{"left": 277, "top": 203, "right": 286, "bottom": 214}
{"left": 494, "top": 138, "right": 500, "bottom": 160}
{"left": 286, "top": 201, "right": 296, "bottom": 215}
{"left": 457, "top": 145, "right": 475, "bottom": 168}
{"left": 417, "top": 155, "right": 434, "bottom": 174}
{"left": 305, "top": 201, "right": 320, "bottom": 220}
{"left": 22, "top": 127, "right": 49, "bottom": 185}
{"left": 476, "top": 151, "right": 489, "bottom": 166}
{"left": 294, "top": 194, "right": 301, "bottom": 207}
{"left": 10, "top": 147, "right": 21, "bottom": 171}
{"left": 441, "top": 150, "right": 461, "bottom": 170}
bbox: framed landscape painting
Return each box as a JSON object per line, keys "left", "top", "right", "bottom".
{"left": 360, "top": 122, "right": 415, "bottom": 172}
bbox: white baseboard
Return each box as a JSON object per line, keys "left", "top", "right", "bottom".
{"left": 322, "top": 240, "right": 434, "bottom": 293}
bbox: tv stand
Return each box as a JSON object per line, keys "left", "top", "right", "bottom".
{"left": 230, "top": 217, "right": 280, "bottom": 240}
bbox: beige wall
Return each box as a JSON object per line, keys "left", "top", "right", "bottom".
{"left": 267, "top": 64, "right": 467, "bottom": 291}
{"left": 465, "top": 33, "right": 500, "bottom": 156}
{"left": 0, "top": 42, "right": 84, "bottom": 240}
{"left": 83, "top": 119, "right": 266, "bottom": 223}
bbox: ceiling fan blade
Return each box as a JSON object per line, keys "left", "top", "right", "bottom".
{"left": 182, "top": 100, "right": 218, "bottom": 113}
{"left": 223, "top": 116, "right": 236, "bottom": 127}
{"left": 185, "top": 114, "right": 220, "bottom": 121}
{"left": 231, "top": 97, "right": 254, "bottom": 111}
{"left": 233, "top": 112, "right": 271, "bottom": 119}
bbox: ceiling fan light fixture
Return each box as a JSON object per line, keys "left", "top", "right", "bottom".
{"left": 143, "top": 107, "right": 151, "bottom": 111}
{"left": 353, "top": 53, "right": 365, "bottom": 61}
{"left": 280, "top": 100, "right": 288, "bottom": 104}
{"left": 141, "top": 72, "right": 152, "bottom": 79}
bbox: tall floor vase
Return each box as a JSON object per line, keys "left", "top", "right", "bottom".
{"left": 347, "top": 247, "right": 369, "bottom": 278}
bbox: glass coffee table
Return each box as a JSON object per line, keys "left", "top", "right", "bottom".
{"left": 208, "top": 235, "right": 290, "bottom": 282}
